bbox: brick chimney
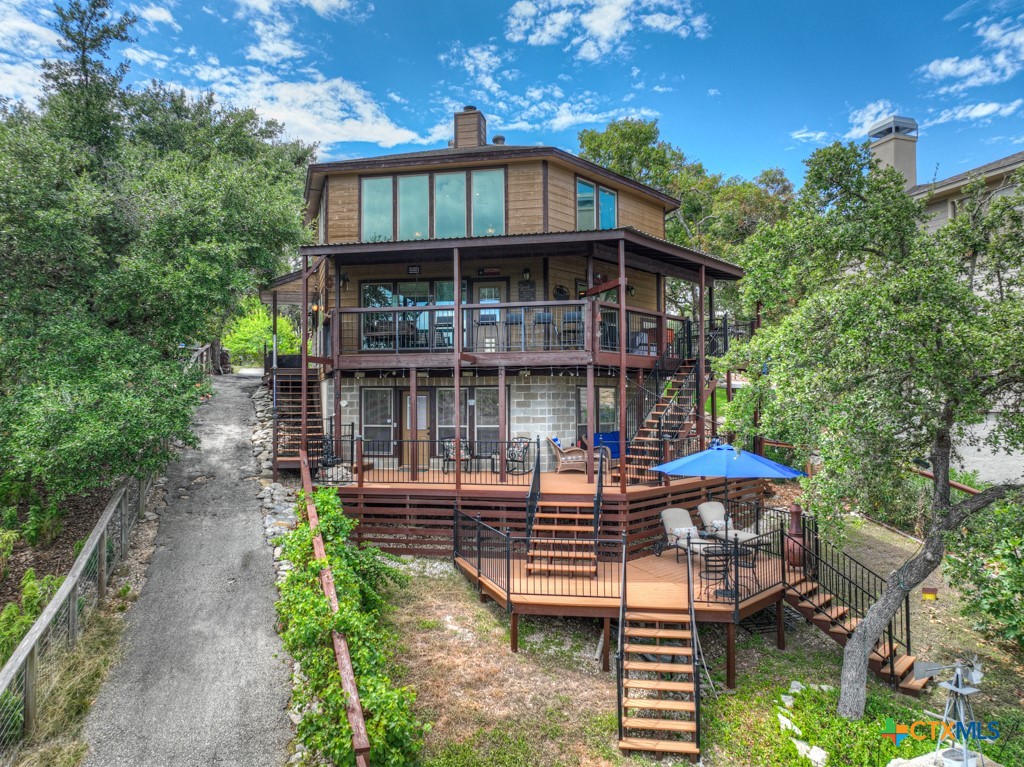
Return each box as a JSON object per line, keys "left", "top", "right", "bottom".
{"left": 868, "top": 116, "right": 918, "bottom": 190}
{"left": 453, "top": 105, "right": 487, "bottom": 148}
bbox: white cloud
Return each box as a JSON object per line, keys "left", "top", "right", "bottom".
{"left": 387, "top": 91, "right": 407, "bottom": 104}
{"left": 548, "top": 99, "right": 656, "bottom": 131}
{"left": 922, "top": 98, "right": 1024, "bottom": 127}
{"left": 920, "top": 15, "right": 1024, "bottom": 93}
{"left": 652, "top": 84, "right": 672, "bottom": 92}
{"left": 440, "top": 42, "right": 507, "bottom": 97}
{"left": 245, "top": 19, "right": 304, "bottom": 64}
{"left": 133, "top": 4, "right": 182, "bottom": 33}
{"left": 844, "top": 99, "right": 896, "bottom": 139}
{"left": 706, "top": 87, "right": 719, "bottom": 96}
{"left": 505, "top": 0, "right": 710, "bottom": 62}
{"left": 233, "top": 0, "right": 367, "bottom": 19}
{"left": 790, "top": 127, "right": 830, "bottom": 144}
{"left": 0, "top": 0, "right": 61, "bottom": 102}
{"left": 125, "top": 45, "right": 171, "bottom": 69}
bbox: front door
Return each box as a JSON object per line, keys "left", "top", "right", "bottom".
{"left": 361, "top": 388, "right": 394, "bottom": 456}
{"left": 401, "top": 391, "right": 430, "bottom": 471}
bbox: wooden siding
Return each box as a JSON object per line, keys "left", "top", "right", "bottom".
{"left": 618, "top": 188, "right": 666, "bottom": 238}
{"left": 547, "top": 164, "right": 577, "bottom": 232}
{"left": 327, "top": 175, "right": 359, "bottom": 243}
{"left": 507, "top": 161, "right": 545, "bottom": 234}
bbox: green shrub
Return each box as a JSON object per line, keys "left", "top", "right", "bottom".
{"left": 223, "top": 297, "right": 300, "bottom": 366}
{"left": 945, "top": 498, "right": 1024, "bottom": 648}
{"left": 0, "top": 530, "right": 18, "bottom": 579}
{"left": 21, "top": 501, "right": 61, "bottom": 548}
{"left": 276, "top": 488, "right": 425, "bottom": 766}
{"left": 0, "top": 570, "right": 63, "bottom": 665}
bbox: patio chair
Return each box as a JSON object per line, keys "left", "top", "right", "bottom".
{"left": 546, "top": 436, "right": 586, "bottom": 473}
{"left": 655, "top": 507, "right": 713, "bottom": 562}
{"left": 698, "top": 500, "right": 760, "bottom": 544}
{"left": 441, "top": 438, "right": 472, "bottom": 474}
{"left": 505, "top": 437, "right": 532, "bottom": 474}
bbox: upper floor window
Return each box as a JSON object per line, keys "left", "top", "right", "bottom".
{"left": 360, "top": 168, "right": 505, "bottom": 242}
{"left": 576, "top": 179, "right": 617, "bottom": 231}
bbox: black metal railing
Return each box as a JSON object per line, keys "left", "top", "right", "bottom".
{"left": 524, "top": 448, "right": 542, "bottom": 538}
{"left": 615, "top": 531, "right": 628, "bottom": 742}
{"left": 463, "top": 302, "right": 588, "bottom": 353}
{"left": 684, "top": 533, "right": 702, "bottom": 752}
{"left": 692, "top": 528, "right": 786, "bottom": 611}
{"left": 593, "top": 451, "right": 604, "bottom": 536}
{"left": 309, "top": 436, "right": 538, "bottom": 487}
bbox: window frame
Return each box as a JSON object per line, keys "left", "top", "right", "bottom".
{"left": 357, "top": 166, "right": 508, "bottom": 242}
{"left": 575, "top": 174, "right": 619, "bottom": 231}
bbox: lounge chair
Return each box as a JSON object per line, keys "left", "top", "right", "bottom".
{"left": 698, "top": 500, "right": 760, "bottom": 544}
{"left": 441, "top": 438, "right": 472, "bottom": 474}
{"left": 655, "top": 507, "right": 713, "bottom": 562}
{"left": 547, "top": 436, "right": 586, "bottom": 473}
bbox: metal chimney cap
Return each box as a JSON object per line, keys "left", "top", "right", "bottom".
{"left": 868, "top": 115, "right": 918, "bottom": 140}
{"left": 492, "top": 134, "right": 506, "bottom": 145}
{"left": 462, "top": 105, "right": 478, "bottom": 112}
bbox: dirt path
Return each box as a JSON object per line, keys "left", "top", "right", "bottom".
{"left": 81, "top": 373, "right": 291, "bottom": 767}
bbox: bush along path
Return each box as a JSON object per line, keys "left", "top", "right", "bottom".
{"left": 81, "top": 373, "right": 292, "bottom": 767}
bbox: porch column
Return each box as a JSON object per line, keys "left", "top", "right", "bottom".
{"left": 618, "top": 239, "right": 628, "bottom": 494}
{"left": 586, "top": 363, "right": 596, "bottom": 483}
{"left": 726, "top": 622, "right": 737, "bottom": 689}
{"left": 498, "top": 365, "right": 507, "bottom": 482}
{"left": 410, "top": 367, "right": 419, "bottom": 476}
{"left": 333, "top": 260, "right": 342, "bottom": 437}
{"left": 271, "top": 291, "right": 278, "bottom": 369}
{"left": 697, "top": 265, "right": 706, "bottom": 451}
{"left": 301, "top": 254, "right": 309, "bottom": 455}
{"left": 272, "top": 289, "right": 279, "bottom": 482}
{"left": 776, "top": 597, "right": 786, "bottom": 650}
{"left": 453, "top": 247, "right": 463, "bottom": 492}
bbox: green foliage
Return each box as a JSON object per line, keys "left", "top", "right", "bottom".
{"left": 276, "top": 488, "right": 425, "bottom": 766}
{"left": 0, "top": 570, "right": 63, "bottom": 665}
{"left": 424, "top": 730, "right": 538, "bottom": 767}
{"left": 223, "top": 297, "right": 300, "bottom": 366}
{"left": 0, "top": 691, "right": 24, "bottom": 749}
{"left": 0, "top": 530, "right": 19, "bottom": 578}
{"left": 22, "top": 501, "right": 62, "bottom": 548}
{"left": 945, "top": 498, "right": 1024, "bottom": 648}
{"left": 0, "top": 1, "right": 312, "bottom": 505}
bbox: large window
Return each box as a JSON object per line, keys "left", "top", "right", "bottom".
{"left": 434, "top": 172, "right": 467, "bottom": 238}
{"left": 577, "top": 386, "right": 620, "bottom": 435}
{"left": 437, "top": 388, "right": 469, "bottom": 442}
{"left": 397, "top": 175, "right": 429, "bottom": 240}
{"left": 471, "top": 169, "right": 505, "bottom": 236}
{"left": 576, "top": 178, "right": 618, "bottom": 231}
{"left": 359, "top": 169, "right": 506, "bottom": 242}
{"left": 361, "top": 177, "right": 393, "bottom": 242}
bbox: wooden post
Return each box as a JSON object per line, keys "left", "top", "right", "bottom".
{"left": 68, "top": 581, "right": 79, "bottom": 649}
{"left": 697, "top": 265, "right": 706, "bottom": 451}
{"left": 410, "top": 367, "right": 419, "bottom": 477}
{"left": 602, "top": 617, "right": 611, "bottom": 672}
{"left": 776, "top": 597, "right": 786, "bottom": 650}
{"left": 23, "top": 644, "right": 37, "bottom": 736}
{"left": 333, "top": 260, "right": 342, "bottom": 436}
{"left": 511, "top": 612, "right": 519, "bottom": 653}
{"left": 120, "top": 491, "right": 129, "bottom": 559}
{"left": 498, "top": 366, "right": 507, "bottom": 482}
{"left": 726, "top": 370, "right": 733, "bottom": 402}
{"left": 301, "top": 254, "right": 309, "bottom": 454}
{"left": 272, "top": 290, "right": 278, "bottom": 369}
{"left": 586, "top": 364, "right": 596, "bottom": 483}
{"left": 137, "top": 475, "right": 147, "bottom": 520}
{"left": 726, "top": 622, "right": 736, "bottom": 689}
{"left": 617, "top": 239, "right": 628, "bottom": 494}
{"left": 453, "top": 247, "right": 463, "bottom": 493}
{"left": 97, "top": 531, "right": 107, "bottom": 603}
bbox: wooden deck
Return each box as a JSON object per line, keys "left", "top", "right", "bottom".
{"left": 351, "top": 468, "right": 678, "bottom": 496}
{"left": 455, "top": 551, "right": 786, "bottom": 623}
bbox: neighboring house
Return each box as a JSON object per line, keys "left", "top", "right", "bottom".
{"left": 868, "top": 115, "right": 1024, "bottom": 233}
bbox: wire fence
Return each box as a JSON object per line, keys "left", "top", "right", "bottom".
{"left": 0, "top": 474, "right": 153, "bottom": 764}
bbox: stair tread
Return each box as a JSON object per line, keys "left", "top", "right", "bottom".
{"left": 786, "top": 581, "right": 816, "bottom": 597}
{"left": 622, "top": 717, "right": 697, "bottom": 733}
{"left": 623, "top": 679, "right": 695, "bottom": 693}
{"left": 624, "top": 643, "right": 693, "bottom": 656}
{"left": 881, "top": 654, "right": 916, "bottom": 678}
{"left": 531, "top": 524, "right": 594, "bottom": 533}
{"left": 529, "top": 540, "right": 596, "bottom": 548}
{"left": 624, "top": 627, "right": 692, "bottom": 640}
{"left": 525, "top": 564, "right": 597, "bottom": 575}
{"left": 626, "top": 611, "right": 690, "bottom": 623}
{"left": 623, "top": 661, "right": 693, "bottom": 673}
{"left": 617, "top": 737, "right": 699, "bottom": 754}
{"left": 537, "top": 501, "right": 594, "bottom": 508}
{"left": 527, "top": 550, "right": 596, "bottom": 560}
{"left": 799, "top": 593, "right": 833, "bottom": 610}
{"left": 899, "top": 675, "right": 930, "bottom": 692}
{"left": 623, "top": 698, "right": 696, "bottom": 712}
{"left": 533, "top": 512, "right": 595, "bottom": 520}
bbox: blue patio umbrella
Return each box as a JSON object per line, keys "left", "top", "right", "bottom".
{"left": 651, "top": 442, "right": 805, "bottom": 483}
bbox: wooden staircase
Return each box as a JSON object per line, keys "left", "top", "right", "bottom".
{"left": 785, "top": 568, "right": 930, "bottom": 697}
{"left": 618, "top": 608, "right": 701, "bottom": 760}
{"left": 526, "top": 501, "right": 598, "bottom": 577}
{"left": 622, "top": 363, "right": 700, "bottom": 477}
{"left": 272, "top": 369, "right": 323, "bottom": 469}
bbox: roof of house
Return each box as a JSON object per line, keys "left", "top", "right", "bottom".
{"left": 909, "top": 150, "right": 1024, "bottom": 198}
{"left": 303, "top": 143, "right": 682, "bottom": 216}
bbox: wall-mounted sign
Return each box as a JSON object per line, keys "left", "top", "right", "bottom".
{"left": 407, "top": 265, "right": 421, "bottom": 275}
{"left": 477, "top": 267, "right": 501, "bottom": 277}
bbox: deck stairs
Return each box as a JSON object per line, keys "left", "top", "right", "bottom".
{"left": 778, "top": 557, "right": 933, "bottom": 692}
{"left": 617, "top": 608, "right": 701, "bottom": 760}
{"left": 271, "top": 368, "right": 323, "bottom": 469}
{"left": 525, "top": 500, "right": 598, "bottom": 577}
{"left": 621, "top": 362, "right": 701, "bottom": 476}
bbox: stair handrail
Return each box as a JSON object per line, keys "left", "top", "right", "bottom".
{"left": 623, "top": 344, "right": 676, "bottom": 441}
{"left": 615, "top": 531, "right": 628, "bottom": 742}
{"left": 592, "top": 451, "right": 604, "bottom": 538}
{"left": 656, "top": 364, "right": 699, "bottom": 446}
{"left": 684, "top": 533, "right": 704, "bottom": 752}
{"left": 524, "top": 438, "right": 542, "bottom": 539}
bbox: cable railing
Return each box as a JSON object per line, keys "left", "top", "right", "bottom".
{"left": 0, "top": 475, "right": 151, "bottom": 764}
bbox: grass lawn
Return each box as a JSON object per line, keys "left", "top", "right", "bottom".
{"left": 388, "top": 516, "right": 1022, "bottom": 767}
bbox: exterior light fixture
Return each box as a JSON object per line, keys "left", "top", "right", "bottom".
{"left": 523, "top": 268, "right": 531, "bottom": 281}
{"left": 627, "top": 285, "right": 636, "bottom": 297}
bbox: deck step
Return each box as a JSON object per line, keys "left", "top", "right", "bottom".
{"left": 537, "top": 501, "right": 593, "bottom": 508}
{"left": 524, "top": 563, "right": 597, "bottom": 575}
{"left": 531, "top": 524, "right": 593, "bottom": 533}
{"left": 618, "top": 737, "right": 699, "bottom": 755}
{"left": 624, "top": 644, "right": 693, "bottom": 657}
{"left": 623, "top": 698, "right": 696, "bottom": 713}
{"left": 526, "top": 549, "right": 596, "bottom": 560}
{"left": 624, "top": 627, "right": 692, "bottom": 640}
{"left": 533, "top": 512, "right": 594, "bottom": 520}
{"left": 786, "top": 580, "right": 816, "bottom": 597}
{"left": 799, "top": 593, "right": 834, "bottom": 610}
{"left": 881, "top": 654, "right": 916, "bottom": 679}
{"left": 898, "top": 674, "right": 930, "bottom": 697}
{"left": 625, "top": 611, "right": 690, "bottom": 624}
{"left": 623, "top": 679, "right": 695, "bottom": 693}
{"left": 813, "top": 606, "right": 849, "bottom": 627}
{"left": 622, "top": 717, "right": 697, "bottom": 733}
{"left": 870, "top": 642, "right": 894, "bottom": 663}
{"left": 529, "top": 539, "right": 596, "bottom": 548}
{"left": 623, "top": 660, "right": 693, "bottom": 674}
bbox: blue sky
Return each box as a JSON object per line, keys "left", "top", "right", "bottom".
{"left": 2, "top": 0, "right": 1024, "bottom": 184}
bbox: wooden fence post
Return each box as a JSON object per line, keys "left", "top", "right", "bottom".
{"left": 98, "top": 531, "right": 107, "bottom": 603}
{"left": 120, "top": 492, "right": 129, "bottom": 559}
{"left": 23, "top": 645, "right": 37, "bottom": 736}
{"left": 68, "top": 582, "right": 79, "bottom": 650}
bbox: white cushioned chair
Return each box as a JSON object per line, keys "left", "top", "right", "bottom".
{"left": 657, "top": 507, "right": 712, "bottom": 562}
{"left": 698, "top": 500, "right": 759, "bottom": 544}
